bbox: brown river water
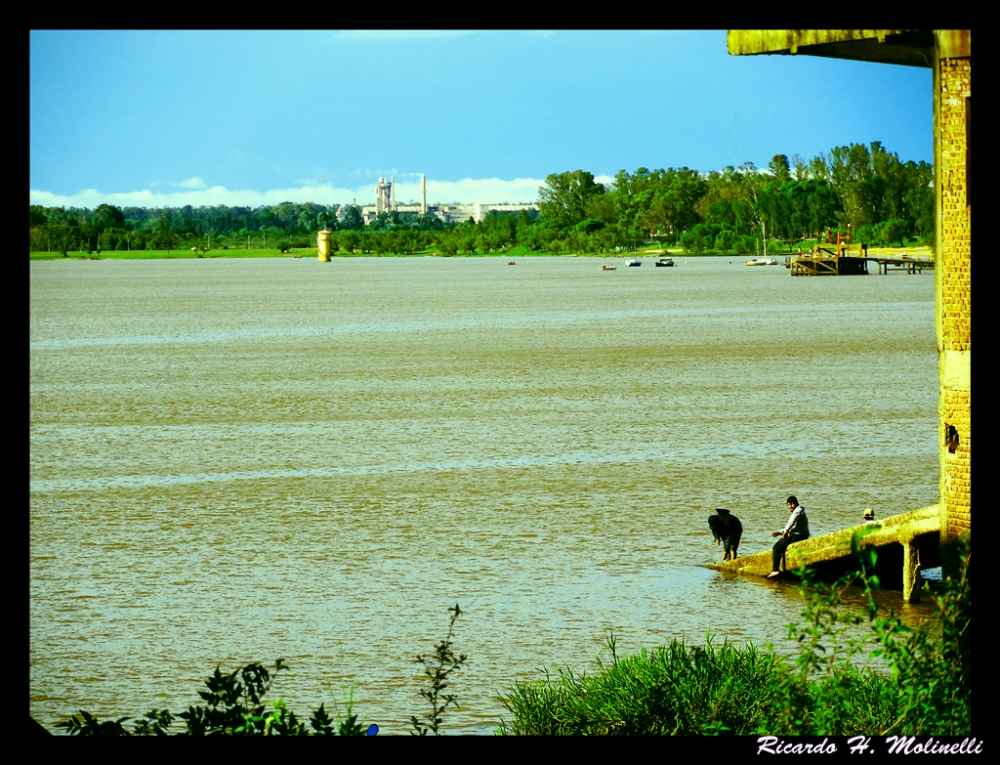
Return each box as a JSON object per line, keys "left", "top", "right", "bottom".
{"left": 30, "top": 256, "right": 940, "bottom": 733}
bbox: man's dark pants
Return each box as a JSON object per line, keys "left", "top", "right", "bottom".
{"left": 771, "top": 535, "right": 802, "bottom": 571}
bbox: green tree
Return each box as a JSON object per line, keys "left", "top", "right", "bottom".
{"left": 613, "top": 167, "right": 706, "bottom": 244}
{"left": 340, "top": 231, "right": 361, "bottom": 254}
{"left": 739, "top": 162, "right": 768, "bottom": 246}
{"left": 271, "top": 201, "right": 299, "bottom": 230}
{"left": 583, "top": 193, "right": 617, "bottom": 229}
{"left": 297, "top": 209, "right": 316, "bottom": 233}
{"left": 804, "top": 179, "right": 841, "bottom": 238}
{"left": 437, "top": 232, "right": 459, "bottom": 257}
{"left": 880, "top": 218, "right": 913, "bottom": 247}
{"left": 681, "top": 223, "right": 718, "bottom": 253}
{"left": 769, "top": 154, "right": 791, "bottom": 184}
{"left": 792, "top": 154, "right": 809, "bottom": 182}
{"left": 339, "top": 205, "right": 364, "bottom": 231}
{"left": 827, "top": 143, "right": 873, "bottom": 231}
{"left": 93, "top": 204, "right": 126, "bottom": 232}
{"left": 714, "top": 229, "right": 736, "bottom": 252}
{"left": 538, "top": 170, "right": 605, "bottom": 229}
{"left": 809, "top": 152, "right": 831, "bottom": 181}
{"left": 154, "top": 213, "right": 177, "bottom": 252}
{"left": 479, "top": 212, "right": 516, "bottom": 252}
{"left": 416, "top": 211, "right": 443, "bottom": 230}
{"left": 29, "top": 205, "right": 48, "bottom": 228}
{"left": 45, "top": 206, "right": 71, "bottom": 225}
{"left": 902, "top": 161, "right": 934, "bottom": 239}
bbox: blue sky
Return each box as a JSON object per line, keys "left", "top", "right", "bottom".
{"left": 30, "top": 30, "right": 933, "bottom": 209}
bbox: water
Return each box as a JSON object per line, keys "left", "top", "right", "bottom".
{"left": 30, "top": 256, "right": 940, "bottom": 734}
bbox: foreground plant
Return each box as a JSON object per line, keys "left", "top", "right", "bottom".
{"left": 410, "top": 603, "right": 468, "bottom": 735}
{"left": 56, "top": 658, "right": 366, "bottom": 736}
{"left": 498, "top": 633, "right": 792, "bottom": 735}
{"left": 54, "top": 604, "right": 470, "bottom": 736}
{"left": 498, "top": 533, "right": 971, "bottom": 736}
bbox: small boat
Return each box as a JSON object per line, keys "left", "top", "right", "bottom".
{"left": 508, "top": 261, "right": 516, "bottom": 265}
{"left": 601, "top": 264, "right": 617, "bottom": 271}
{"left": 745, "top": 257, "right": 777, "bottom": 266}
{"left": 654, "top": 257, "right": 675, "bottom": 267}
{"left": 626, "top": 257, "right": 642, "bottom": 267}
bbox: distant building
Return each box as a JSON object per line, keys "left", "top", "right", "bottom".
{"left": 356, "top": 174, "right": 538, "bottom": 225}
{"left": 375, "top": 177, "right": 393, "bottom": 215}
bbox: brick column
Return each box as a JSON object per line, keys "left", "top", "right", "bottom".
{"left": 935, "top": 31, "right": 971, "bottom": 574}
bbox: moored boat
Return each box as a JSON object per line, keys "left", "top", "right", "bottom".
{"left": 655, "top": 257, "right": 675, "bottom": 267}
{"left": 745, "top": 257, "right": 777, "bottom": 266}
{"left": 626, "top": 257, "right": 642, "bottom": 267}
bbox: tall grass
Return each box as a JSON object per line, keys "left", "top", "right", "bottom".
{"left": 498, "top": 532, "right": 970, "bottom": 736}
{"left": 497, "top": 635, "right": 900, "bottom": 735}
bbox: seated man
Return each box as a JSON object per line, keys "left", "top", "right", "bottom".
{"left": 767, "top": 496, "right": 809, "bottom": 578}
{"left": 708, "top": 508, "right": 743, "bottom": 561}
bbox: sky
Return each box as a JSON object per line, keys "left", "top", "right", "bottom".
{"left": 29, "top": 30, "right": 933, "bottom": 210}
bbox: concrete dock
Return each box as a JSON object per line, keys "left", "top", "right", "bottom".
{"left": 710, "top": 504, "right": 941, "bottom": 602}
{"left": 789, "top": 254, "right": 934, "bottom": 276}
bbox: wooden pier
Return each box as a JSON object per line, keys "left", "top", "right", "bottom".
{"left": 790, "top": 255, "right": 869, "bottom": 276}
{"left": 869, "top": 255, "right": 935, "bottom": 275}
{"left": 789, "top": 251, "right": 935, "bottom": 276}
{"left": 710, "top": 504, "right": 941, "bottom": 603}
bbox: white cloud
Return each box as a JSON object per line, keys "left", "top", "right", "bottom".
{"left": 173, "top": 176, "right": 208, "bottom": 189}
{"left": 29, "top": 177, "right": 547, "bottom": 209}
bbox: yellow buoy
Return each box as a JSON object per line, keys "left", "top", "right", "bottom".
{"left": 317, "top": 229, "right": 331, "bottom": 262}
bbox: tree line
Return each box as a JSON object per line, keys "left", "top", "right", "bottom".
{"left": 537, "top": 141, "right": 932, "bottom": 254}
{"left": 30, "top": 141, "right": 933, "bottom": 257}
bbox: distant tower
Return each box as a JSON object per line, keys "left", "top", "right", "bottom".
{"left": 375, "top": 178, "right": 391, "bottom": 215}
{"left": 421, "top": 174, "right": 427, "bottom": 214}
{"left": 391, "top": 175, "right": 396, "bottom": 211}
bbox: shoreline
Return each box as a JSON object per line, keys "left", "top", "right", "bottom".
{"left": 29, "top": 244, "right": 933, "bottom": 262}
{"left": 29, "top": 250, "right": 683, "bottom": 261}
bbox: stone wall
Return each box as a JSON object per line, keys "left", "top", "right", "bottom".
{"left": 936, "top": 44, "right": 971, "bottom": 558}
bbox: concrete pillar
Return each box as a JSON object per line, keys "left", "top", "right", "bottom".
{"left": 902, "top": 538, "right": 921, "bottom": 603}
{"left": 933, "top": 31, "right": 971, "bottom": 576}
{"left": 317, "top": 229, "right": 331, "bottom": 262}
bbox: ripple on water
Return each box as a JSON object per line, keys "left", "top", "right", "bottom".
{"left": 31, "top": 257, "right": 939, "bottom": 732}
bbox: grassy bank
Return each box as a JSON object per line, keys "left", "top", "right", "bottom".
{"left": 31, "top": 246, "right": 935, "bottom": 262}
{"left": 30, "top": 246, "right": 749, "bottom": 261}
{"left": 497, "top": 637, "right": 898, "bottom": 735}
{"left": 498, "top": 535, "right": 970, "bottom": 736}
{"left": 47, "top": 536, "right": 969, "bottom": 736}
{"left": 30, "top": 248, "right": 629, "bottom": 260}
{"left": 30, "top": 249, "right": 315, "bottom": 261}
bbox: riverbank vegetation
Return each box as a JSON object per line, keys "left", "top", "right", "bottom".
{"left": 30, "top": 141, "right": 933, "bottom": 260}
{"left": 47, "top": 537, "right": 969, "bottom": 736}
{"left": 52, "top": 605, "right": 468, "bottom": 736}
{"left": 497, "top": 534, "right": 970, "bottom": 736}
